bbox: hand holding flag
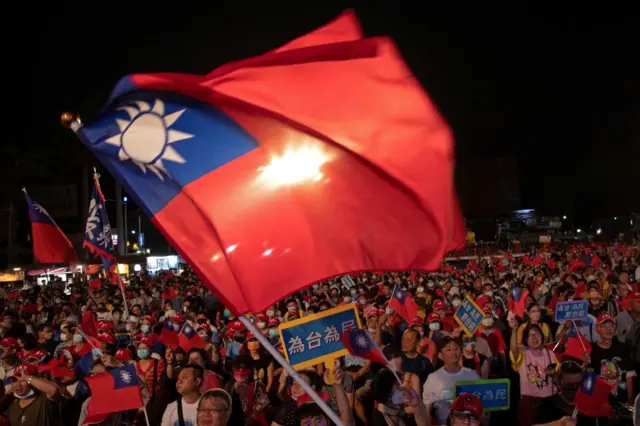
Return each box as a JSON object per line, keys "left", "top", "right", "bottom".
{"left": 573, "top": 371, "right": 613, "bottom": 418}
{"left": 341, "top": 327, "right": 387, "bottom": 366}
{"left": 85, "top": 364, "right": 143, "bottom": 424}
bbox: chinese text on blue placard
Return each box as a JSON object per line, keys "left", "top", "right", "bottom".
{"left": 279, "top": 304, "right": 360, "bottom": 370}
{"left": 455, "top": 379, "right": 510, "bottom": 412}
{"left": 454, "top": 297, "right": 484, "bottom": 336}
{"left": 554, "top": 300, "right": 589, "bottom": 322}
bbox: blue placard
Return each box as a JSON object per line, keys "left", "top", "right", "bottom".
{"left": 454, "top": 296, "right": 484, "bottom": 337}
{"left": 554, "top": 300, "right": 589, "bottom": 322}
{"left": 341, "top": 275, "right": 355, "bottom": 289}
{"left": 279, "top": 304, "right": 362, "bottom": 370}
{"left": 455, "top": 379, "right": 510, "bottom": 412}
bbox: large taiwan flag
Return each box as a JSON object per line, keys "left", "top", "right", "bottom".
{"left": 23, "top": 190, "right": 78, "bottom": 264}
{"left": 73, "top": 11, "right": 465, "bottom": 315}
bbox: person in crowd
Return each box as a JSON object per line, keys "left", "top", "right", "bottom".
{"left": 6, "top": 364, "right": 60, "bottom": 425}
{"left": 370, "top": 368, "right": 428, "bottom": 426}
{"left": 401, "top": 329, "right": 433, "bottom": 386}
{"left": 161, "top": 364, "right": 204, "bottom": 426}
{"left": 226, "top": 356, "right": 269, "bottom": 426}
{"left": 517, "top": 304, "right": 552, "bottom": 345}
{"left": 509, "top": 318, "right": 558, "bottom": 426}
{"left": 423, "top": 337, "right": 479, "bottom": 425}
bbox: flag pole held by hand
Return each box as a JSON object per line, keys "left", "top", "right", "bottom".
{"left": 238, "top": 316, "right": 345, "bottom": 426}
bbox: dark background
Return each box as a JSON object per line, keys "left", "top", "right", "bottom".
{"left": 1, "top": 6, "right": 638, "bottom": 265}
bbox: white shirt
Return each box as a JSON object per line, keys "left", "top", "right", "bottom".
{"left": 161, "top": 398, "right": 199, "bottom": 426}
{"left": 422, "top": 366, "right": 479, "bottom": 425}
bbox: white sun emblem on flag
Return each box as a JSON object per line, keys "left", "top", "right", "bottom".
{"left": 355, "top": 333, "right": 369, "bottom": 349}
{"left": 120, "top": 369, "right": 132, "bottom": 384}
{"left": 105, "top": 99, "right": 193, "bottom": 181}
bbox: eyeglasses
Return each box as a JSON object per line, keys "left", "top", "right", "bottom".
{"left": 197, "top": 407, "right": 229, "bottom": 415}
{"left": 452, "top": 411, "right": 480, "bottom": 425}
{"left": 301, "top": 417, "right": 328, "bottom": 426}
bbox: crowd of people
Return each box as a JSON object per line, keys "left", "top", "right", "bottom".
{"left": 0, "top": 242, "right": 638, "bottom": 426}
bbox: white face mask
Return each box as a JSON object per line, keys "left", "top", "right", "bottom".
{"left": 266, "top": 310, "right": 275, "bottom": 318}
{"left": 416, "top": 287, "right": 425, "bottom": 293}
{"left": 350, "top": 289, "right": 357, "bottom": 296}
{"left": 359, "top": 299, "right": 367, "bottom": 305}
{"left": 60, "top": 333, "right": 68, "bottom": 342}
{"left": 482, "top": 318, "right": 494, "bottom": 327}
{"left": 368, "top": 328, "right": 376, "bottom": 334}
{"left": 418, "top": 277, "right": 424, "bottom": 283}
{"left": 427, "top": 281, "right": 435, "bottom": 288}
{"left": 484, "top": 291, "right": 493, "bottom": 297}
{"left": 343, "top": 296, "right": 352, "bottom": 303}
{"left": 428, "top": 323, "right": 440, "bottom": 331}
{"left": 452, "top": 299, "right": 461, "bottom": 307}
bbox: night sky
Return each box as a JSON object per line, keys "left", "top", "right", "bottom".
{"left": 10, "top": 7, "right": 640, "bottom": 231}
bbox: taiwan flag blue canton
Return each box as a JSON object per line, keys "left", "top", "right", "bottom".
{"left": 178, "top": 323, "right": 206, "bottom": 352}
{"left": 83, "top": 179, "right": 117, "bottom": 278}
{"left": 341, "top": 327, "right": 387, "bottom": 365}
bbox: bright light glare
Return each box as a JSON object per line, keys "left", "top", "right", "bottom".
{"left": 261, "top": 146, "right": 328, "bottom": 185}
{"left": 596, "top": 228, "right": 602, "bottom": 235}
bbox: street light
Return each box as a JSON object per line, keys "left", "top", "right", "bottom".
{"left": 596, "top": 228, "right": 602, "bottom": 235}
{"left": 562, "top": 215, "right": 567, "bottom": 220}
{"left": 577, "top": 228, "right": 582, "bottom": 233}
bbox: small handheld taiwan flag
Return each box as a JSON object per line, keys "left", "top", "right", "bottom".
{"left": 159, "top": 318, "right": 179, "bottom": 349}
{"left": 178, "top": 322, "right": 206, "bottom": 352}
{"left": 388, "top": 285, "right": 419, "bottom": 322}
{"left": 83, "top": 176, "right": 118, "bottom": 281}
{"left": 341, "top": 327, "right": 387, "bottom": 365}
{"left": 84, "top": 364, "right": 143, "bottom": 424}
{"left": 573, "top": 371, "right": 613, "bottom": 418}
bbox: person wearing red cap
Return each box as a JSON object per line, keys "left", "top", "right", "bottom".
{"left": 0, "top": 337, "right": 20, "bottom": 394}
{"left": 448, "top": 393, "right": 483, "bottom": 426}
{"left": 591, "top": 312, "right": 636, "bottom": 407}
{"left": 6, "top": 364, "right": 60, "bottom": 425}
{"left": 616, "top": 291, "right": 640, "bottom": 342}
{"left": 135, "top": 335, "right": 166, "bottom": 396}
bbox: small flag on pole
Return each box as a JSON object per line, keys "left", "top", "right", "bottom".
{"left": 388, "top": 285, "right": 419, "bottom": 322}
{"left": 23, "top": 189, "right": 78, "bottom": 264}
{"left": 341, "top": 327, "right": 387, "bottom": 365}
{"left": 83, "top": 175, "right": 117, "bottom": 281}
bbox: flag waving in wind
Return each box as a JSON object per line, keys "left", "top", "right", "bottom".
{"left": 341, "top": 327, "right": 387, "bottom": 365}
{"left": 388, "top": 285, "right": 419, "bottom": 322}
{"left": 72, "top": 11, "right": 465, "bottom": 315}
{"left": 23, "top": 189, "right": 78, "bottom": 264}
{"left": 83, "top": 176, "right": 117, "bottom": 280}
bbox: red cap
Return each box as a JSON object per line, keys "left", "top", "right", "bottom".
{"left": 364, "top": 306, "right": 378, "bottom": 319}
{"left": 23, "top": 349, "right": 48, "bottom": 362}
{"left": 138, "top": 335, "right": 155, "bottom": 347}
{"left": 142, "top": 315, "right": 155, "bottom": 324}
{"left": 115, "top": 348, "right": 131, "bottom": 362}
{"left": 0, "top": 337, "right": 17, "bottom": 348}
{"left": 377, "top": 308, "right": 386, "bottom": 317}
{"left": 11, "top": 364, "right": 39, "bottom": 379}
{"left": 410, "top": 316, "right": 424, "bottom": 326}
{"left": 172, "top": 313, "right": 185, "bottom": 324}
{"left": 255, "top": 313, "right": 268, "bottom": 323}
{"left": 98, "top": 334, "right": 116, "bottom": 345}
{"left": 427, "top": 313, "right": 441, "bottom": 323}
{"left": 629, "top": 292, "right": 640, "bottom": 301}
{"left": 97, "top": 321, "right": 114, "bottom": 331}
{"left": 433, "top": 300, "right": 447, "bottom": 310}
{"left": 228, "top": 320, "right": 245, "bottom": 332}
{"left": 597, "top": 313, "right": 616, "bottom": 325}
{"left": 450, "top": 394, "right": 483, "bottom": 418}
{"left": 196, "top": 323, "right": 212, "bottom": 333}
{"left": 268, "top": 318, "right": 280, "bottom": 327}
